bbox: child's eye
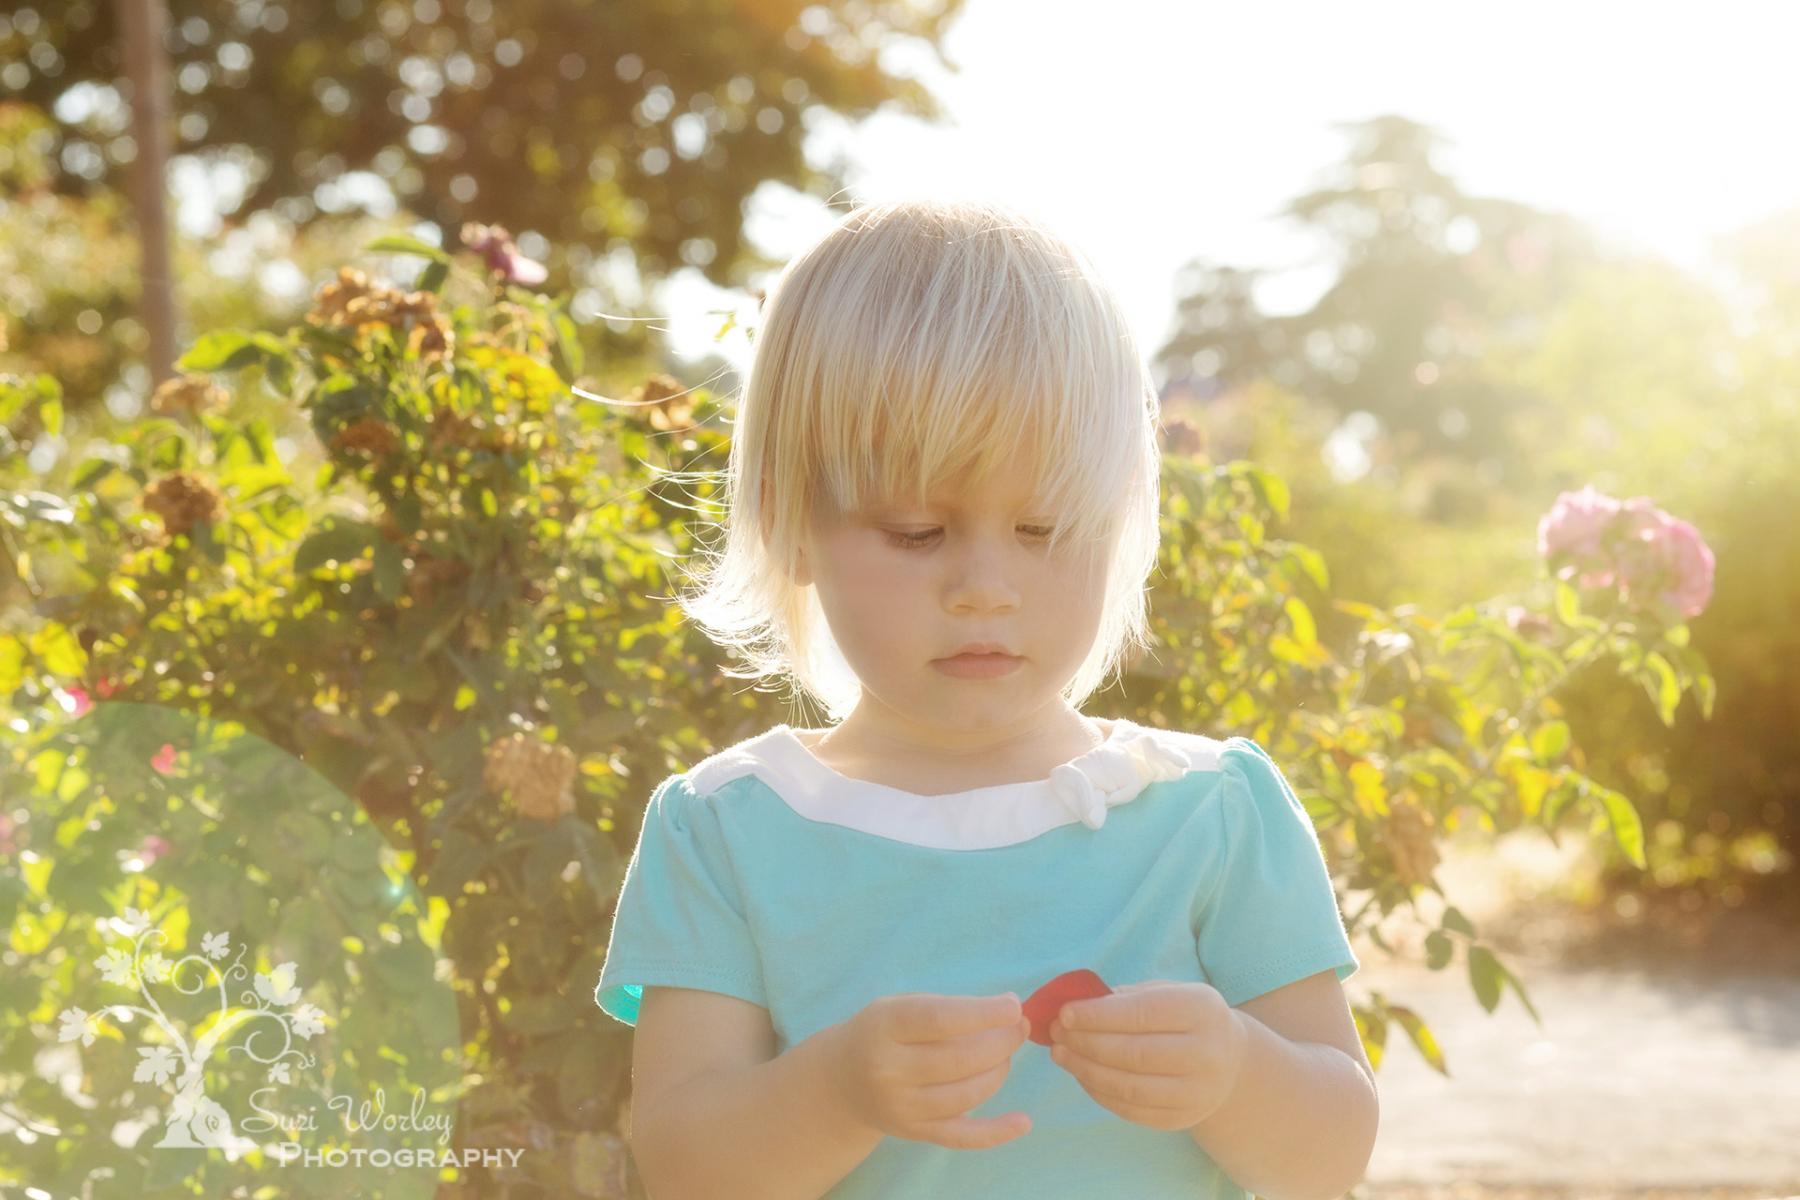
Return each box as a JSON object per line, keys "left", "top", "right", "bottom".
{"left": 882, "top": 526, "right": 1056, "bottom": 549}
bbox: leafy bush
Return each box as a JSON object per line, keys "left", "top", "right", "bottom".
{"left": 0, "top": 234, "right": 1714, "bottom": 1196}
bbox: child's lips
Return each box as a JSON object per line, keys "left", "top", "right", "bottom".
{"left": 1021, "top": 968, "right": 1114, "bottom": 1045}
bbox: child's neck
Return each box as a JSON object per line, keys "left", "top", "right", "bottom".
{"left": 791, "top": 710, "right": 1113, "bottom": 796}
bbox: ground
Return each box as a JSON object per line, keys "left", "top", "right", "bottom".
{"left": 1345, "top": 828, "right": 1800, "bottom": 1200}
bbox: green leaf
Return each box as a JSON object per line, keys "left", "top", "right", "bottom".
{"left": 372, "top": 539, "right": 405, "bottom": 602}
{"left": 553, "top": 312, "right": 584, "bottom": 380}
{"left": 418, "top": 259, "right": 451, "bottom": 293}
{"left": 1287, "top": 544, "right": 1329, "bottom": 592}
{"left": 1529, "top": 720, "right": 1570, "bottom": 762}
{"left": 1467, "top": 945, "right": 1503, "bottom": 1012}
{"left": 427, "top": 830, "right": 488, "bottom": 896}
{"left": 73, "top": 457, "right": 120, "bottom": 489}
{"left": 40, "top": 395, "right": 62, "bottom": 436}
{"left": 1424, "top": 930, "right": 1454, "bottom": 970}
{"left": 1584, "top": 779, "right": 1647, "bottom": 869}
{"left": 500, "top": 992, "right": 577, "bottom": 1035}
{"left": 0, "top": 634, "right": 25, "bottom": 694}
{"left": 1553, "top": 579, "right": 1580, "bottom": 626}
{"left": 1642, "top": 651, "right": 1681, "bottom": 726}
{"left": 1246, "top": 466, "right": 1290, "bottom": 520}
{"left": 295, "top": 521, "right": 376, "bottom": 573}
{"left": 1283, "top": 596, "right": 1317, "bottom": 647}
{"left": 1441, "top": 906, "right": 1476, "bottom": 938}
{"left": 29, "top": 622, "right": 86, "bottom": 678}
{"left": 1388, "top": 1004, "right": 1448, "bottom": 1075}
{"left": 363, "top": 234, "right": 451, "bottom": 262}
{"left": 179, "top": 329, "right": 265, "bottom": 372}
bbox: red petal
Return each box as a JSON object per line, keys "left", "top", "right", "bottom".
{"left": 1021, "top": 968, "right": 1113, "bottom": 1045}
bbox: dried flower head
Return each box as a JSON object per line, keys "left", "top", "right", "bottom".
{"left": 306, "top": 268, "right": 455, "bottom": 363}
{"left": 149, "top": 373, "right": 231, "bottom": 417}
{"left": 328, "top": 415, "right": 400, "bottom": 458}
{"left": 141, "top": 471, "right": 224, "bottom": 539}
{"left": 627, "top": 372, "right": 698, "bottom": 432}
{"left": 1381, "top": 804, "right": 1440, "bottom": 889}
{"left": 482, "top": 731, "right": 577, "bottom": 821}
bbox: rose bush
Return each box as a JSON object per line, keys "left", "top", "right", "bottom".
{"left": 0, "top": 230, "right": 1715, "bottom": 1196}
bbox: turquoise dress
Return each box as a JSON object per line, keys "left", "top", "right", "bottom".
{"left": 595, "top": 719, "right": 1361, "bottom": 1198}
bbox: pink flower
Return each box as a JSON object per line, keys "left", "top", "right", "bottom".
{"left": 1612, "top": 501, "right": 1716, "bottom": 618}
{"left": 0, "top": 813, "right": 16, "bottom": 858}
{"left": 150, "top": 744, "right": 178, "bottom": 775}
{"left": 95, "top": 676, "right": 118, "bottom": 699}
{"left": 60, "top": 687, "right": 92, "bottom": 717}
{"left": 1535, "top": 486, "right": 1716, "bottom": 620}
{"left": 460, "top": 222, "right": 548, "bottom": 286}
{"left": 137, "top": 835, "right": 172, "bottom": 866}
{"left": 1537, "top": 485, "right": 1622, "bottom": 585}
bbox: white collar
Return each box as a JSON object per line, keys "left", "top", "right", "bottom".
{"left": 685, "top": 719, "right": 1226, "bottom": 850}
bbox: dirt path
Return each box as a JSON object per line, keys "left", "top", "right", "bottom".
{"left": 1345, "top": 830, "right": 1800, "bottom": 1196}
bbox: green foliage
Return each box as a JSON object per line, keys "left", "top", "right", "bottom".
{"left": 1127, "top": 441, "right": 1715, "bottom": 1078}
{"left": 6, "top": 0, "right": 967, "bottom": 337}
{"left": 1, "top": 233, "right": 1717, "bottom": 1195}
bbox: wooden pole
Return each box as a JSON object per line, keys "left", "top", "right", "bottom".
{"left": 116, "top": 0, "right": 178, "bottom": 389}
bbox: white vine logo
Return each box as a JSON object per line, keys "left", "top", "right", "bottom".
{"left": 54, "top": 906, "right": 326, "bottom": 1155}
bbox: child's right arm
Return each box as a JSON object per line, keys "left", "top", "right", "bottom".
{"left": 630, "top": 988, "right": 1033, "bottom": 1200}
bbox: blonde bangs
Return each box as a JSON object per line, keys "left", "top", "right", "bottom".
{"left": 676, "top": 198, "right": 1165, "bottom": 719}
{"left": 794, "top": 207, "right": 1151, "bottom": 555}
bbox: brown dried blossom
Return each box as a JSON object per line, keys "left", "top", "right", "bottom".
{"left": 1380, "top": 803, "right": 1441, "bottom": 889}
{"left": 626, "top": 372, "right": 698, "bottom": 433}
{"left": 141, "top": 471, "right": 224, "bottom": 539}
{"left": 1160, "top": 416, "right": 1204, "bottom": 457}
{"left": 149, "top": 373, "right": 230, "bottom": 417}
{"left": 305, "top": 267, "right": 455, "bottom": 363}
{"left": 329, "top": 415, "right": 400, "bottom": 458}
{"left": 482, "top": 731, "right": 577, "bottom": 821}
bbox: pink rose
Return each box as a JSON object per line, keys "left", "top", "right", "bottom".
{"left": 137, "top": 835, "right": 172, "bottom": 866}
{"left": 61, "top": 686, "right": 93, "bottom": 717}
{"left": 461, "top": 222, "right": 548, "bottom": 286}
{"left": 1537, "top": 485, "right": 1622, "bottom": 585}
{"left": 150, "top": 744, "right": 178, "bottom": 775}
{"left": 1537, "top": 487, "right": 1716, "bottom": 620}
{"left": 1613, "top": 502, "right": 1715, "bottom": 618}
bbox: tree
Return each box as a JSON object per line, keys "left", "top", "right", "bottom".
{"left": 1157, "top": 114, "right": 1604, "bottom": 489}
{"left": 4, "top": 0, "right": 966, "bottom": 313}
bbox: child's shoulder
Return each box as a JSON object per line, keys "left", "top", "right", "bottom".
{"left": 1119, "top": 719, "right": 1230, "bottom": 769}
{"left": 679, "top": 724, "right": 795, "bottom": 798}
{"left": 1119, "top": 721, "right": 1287, "bottom": 797}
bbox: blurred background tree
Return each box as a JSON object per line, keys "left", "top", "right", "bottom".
{"left": 1152, "top": 116, "right": 1797, "bottom": 940}
{"left": 0, "top": 0, "right": 964, "bottom": 412}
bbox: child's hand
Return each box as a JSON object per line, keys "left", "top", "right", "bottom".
{"left": 1046, "top": 979, "right": 1248, "bottom": 1132}
{"left": 827, "top": 990, "right": 1035, "bottom": 1151}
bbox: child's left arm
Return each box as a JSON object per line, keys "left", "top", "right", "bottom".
{"left": 1048, "top": 970, "right": 1376, "bottom": 1200}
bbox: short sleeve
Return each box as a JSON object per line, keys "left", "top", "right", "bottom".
{"left": 594, "top": 772, "right": 768, "bottom": 1026}
{"left": 1194, "top": 738, "right": 1360, "bottom": 1007}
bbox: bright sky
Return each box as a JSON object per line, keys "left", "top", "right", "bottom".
{"left": 654, "top": 0, "right": 1800, "bottom": 379}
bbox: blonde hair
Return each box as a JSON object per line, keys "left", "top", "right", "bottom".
{"left": 676, "top": 198, "right": 1164, "bottom": 722}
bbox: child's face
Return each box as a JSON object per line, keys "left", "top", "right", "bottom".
{"left": 796, "top": 466, "right": 1112, "bottom": 737}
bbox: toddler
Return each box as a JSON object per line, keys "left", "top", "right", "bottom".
{"left": 595, "top": 198, "right": 1375, "bottom": 1199}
